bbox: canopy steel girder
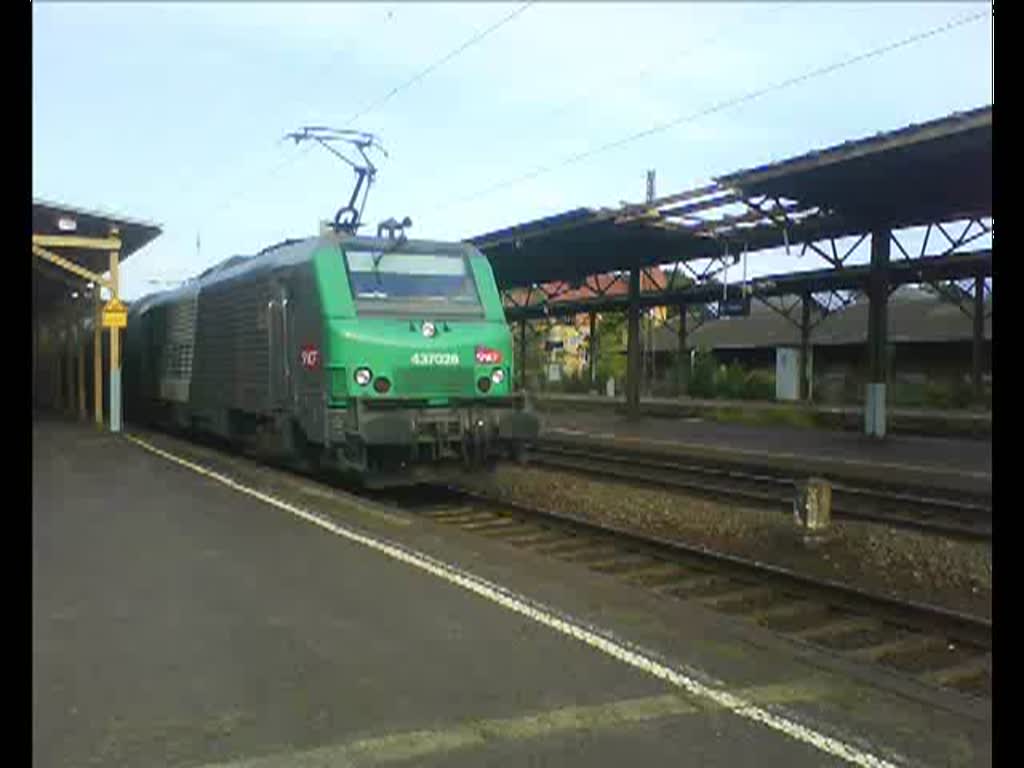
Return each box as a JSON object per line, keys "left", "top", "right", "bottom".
{"left": 612, "top": 184, "right": 836, "bottom": 252}
{"left": 32, "top": 242, "right": 115, "bottom": 291}
{"left": 33, "top": 234, "right": 121, "bottom": 251}
{"left": 476, "top": 107, "right": 990, "bottom": 294}
{"left": 33, "top": 256, "right": 92, "bottom": 293}
{"left": 502, "top": 210, "right": 992, "bottom": 327}
{"left": 503, "top": 249, "right": 991, "bottom": 321}
{"left": 889, "top": 218, "right": 992, "bottom": 320}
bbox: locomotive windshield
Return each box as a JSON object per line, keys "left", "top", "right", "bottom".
{"left": 345, "top": 250, "right": 483, "bottom": 316}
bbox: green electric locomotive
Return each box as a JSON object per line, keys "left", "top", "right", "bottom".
{"left": 124, "top": 230, "right": 540, "bottom": 486}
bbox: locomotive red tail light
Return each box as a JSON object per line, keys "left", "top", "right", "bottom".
{"left": 475, "top": 346, "right": 503, "bottom": 364}
{"left": 373, "top": 377, "right": 391, "bottom": 394}
{"left": 477, "top": 376, "right": 492, "bottom": 393}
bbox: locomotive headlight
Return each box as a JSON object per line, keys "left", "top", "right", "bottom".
{"left": 422, "top": 321, "right": 436, "bottom": 338}
{"left": 491, "top": 368, "right": 505, "bottom": 385}
{"left": 354, "top": 367, "right": 373, "bottom": 386}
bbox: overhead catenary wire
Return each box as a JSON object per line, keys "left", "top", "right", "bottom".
{"left": 434, "top": 9, "right": 988, "bottom": 214}
{"left": 167, "top": 32, "right": 363, "bottom": 214}
{"left": 342, "top": 1, "right": 536, "bottom": 127}
{"left": 188, "top": 2, "right": 535, "bottom": 236}
{"left": 196, "top": 143, "right": 315, "bottom": 230}
{"left": 528, "top": 4, "right": 781, "bottom": 130}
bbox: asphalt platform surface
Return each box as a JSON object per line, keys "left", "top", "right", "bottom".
{"left": 33, "top": 415, "right": 991, "bottom": 767}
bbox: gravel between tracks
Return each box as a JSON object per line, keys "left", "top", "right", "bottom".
{"left": 456, "top": 464, "right": 992, "bottom": 620}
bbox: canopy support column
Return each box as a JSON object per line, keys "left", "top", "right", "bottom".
{"left": 517, "top": 319, "right": 527, "bottom": 391}
{"left": 65, "top": 320, "right": 74, "bottom": 416}
{"left": 676, "top": 305, "right": 688, "bottom": 397}
{"left": 77, "top": 323, "right": 86, "bottom": 420}
{"left": 94, "top": 291, "right": 103, "bottom": 426}
{"left": 972, "top": 273, "right": 985, "bottom": 404}
{"left": 800, "top": 292, "right": 812, "bottom": 401}
{"left": 626, "top": 264, "right": 641, "bottom": 416}
{"left": 588, "top": 311, "right": 597, "bottom": 392}
{"left": 865, "top": 228, "right": 890, "bottom": 438}
{"left": 108, "top": 230, "right": 122, "bottom": 433}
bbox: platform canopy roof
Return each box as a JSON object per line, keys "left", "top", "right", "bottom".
{"left": 32, "top": 198, "right": 162, "bottom": 313}
{"left": 469, "top": 105, "right": 992, "bottom": 290}
{"left": 469, "top": 205, "right": 725, "bottom": 289}
{"left": 716, "top": 105, "right": 992, "bottom": 229}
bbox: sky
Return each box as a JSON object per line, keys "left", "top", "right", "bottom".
{"left": 32, "top": 2, "right": 992, "bottom": 301}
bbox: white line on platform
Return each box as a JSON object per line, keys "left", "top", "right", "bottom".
{"left": 126, "top": 434, "right": 902, "bottom": 768}
{"left": 190, "top": 684, "right": 836, "bottom": 767}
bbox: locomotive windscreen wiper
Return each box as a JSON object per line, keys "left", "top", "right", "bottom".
{"left": 372, "top": 232, "right": 409, "bottom": 271}
{"left": 372, "top": 216, "right": 413, "bottom": 272}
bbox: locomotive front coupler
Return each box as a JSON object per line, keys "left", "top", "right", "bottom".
{"left": 461, "top": 408, "right": 497, "bottom": 467}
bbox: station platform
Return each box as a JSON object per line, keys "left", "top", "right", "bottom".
{"left": 533, "top": 397, "right": 992, "bottom": 496}
{"left": 33, "top": 415, "right": 990, "bottom": 767}
{"left": 531, "top": 393, "right": 992, "bottom": 440}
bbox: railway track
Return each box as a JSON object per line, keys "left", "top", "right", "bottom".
{"left": 410, "top": 486, "right": 992, "bottom": 700}
{"left": 528, "top": 439, "right": 992, "bottom": 541}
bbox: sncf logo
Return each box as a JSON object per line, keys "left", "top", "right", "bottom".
{"left": 300, "top": 345, "right": 320, "bottom": 370}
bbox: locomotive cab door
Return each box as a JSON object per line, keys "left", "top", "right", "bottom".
{"left": 267, "top": 281, "right": 292, "bottom": 410}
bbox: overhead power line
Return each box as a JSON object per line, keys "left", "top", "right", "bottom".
{"left": 533, "top": 5, "right": 779, "bottom": 129}
{"left": 187, "top": 3, "right": 534, "bottom": 235}
{"left": 435, "top": 9, "right": 988, "bottom": 214}
{"left": 168, "top": 36, "right": 361, "bottom": 214}
{"left": 343, "top": 1, "right": 536, "bottom": 127}
{"left": 198, "top": 143, "right": 314, "bottom": 229}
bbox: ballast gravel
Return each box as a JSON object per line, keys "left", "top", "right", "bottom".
{"left": 456, "top": 464, "right": 992, "bottom": 620}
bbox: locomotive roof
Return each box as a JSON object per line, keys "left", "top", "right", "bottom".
{"left": 129, "top": 233, "right": 481, "bottom": 316}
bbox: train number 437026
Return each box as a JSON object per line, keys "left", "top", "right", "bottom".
{"left": 410, "top": 352, "right": 460, "bottom": 366}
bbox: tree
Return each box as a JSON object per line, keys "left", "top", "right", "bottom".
{"left": 594, "top": 312, "right": 627, "bottom": 388}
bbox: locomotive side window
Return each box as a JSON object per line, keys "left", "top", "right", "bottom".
{"left": 345, "top": 250, "right": 483, "bottom": 316}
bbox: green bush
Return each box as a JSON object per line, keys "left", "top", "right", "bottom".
{"left": 560, "top": 374, "right": 594, "bottom": 394}
{"left": 710, "top": 405, "right": 820, "bottom": 429}
{"left": 890, "top": 378, "right": 930, "bottom": 408}
{"left": 714, "top": 361, "right": 749, "bottom": 400}
{"left": 743, "top": 369, "right": 776, "bottom": 400}
{"left": 890, "top": 375, "right": 986, "bottom": 411}
{"left": 925, "top": 381, "right": 952, "bottom": 409}
{"left": 594, "top": 320, "right": 627, "bottom": 386}
{"left": 950, "top": 376, "right": 975, "bottom": 409}
{"left": 684, "top": 350, "right": 775, "bottom": 401}
{"left": 650, "top": 377, "right": 681, "bottom": 398}
{"left": 688, "top": 347, "right": 716, "bottom": 398}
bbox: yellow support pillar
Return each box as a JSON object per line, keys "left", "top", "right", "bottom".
{"left": 94, "top": 292, "right": 103, "bottom": 426}
{"left": 47, "top": 323, "right": 56, "bottom": 410}
{"left": 32, "top": 316, "right": 38, "bottom": 409}
{"left": 55, "top": 322, "right": 62, "bottom": 411}
{"left": 65, "top": 322, "right": 74, "bottom": 416}
{"left": 50, "top": 324, "right": 60, "bottom": 410}
{"left": 77, "top": 320, "right": 86, "bottom": 420}
{"left": 108, "top": 230, "right": 122, "bottom": 433}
